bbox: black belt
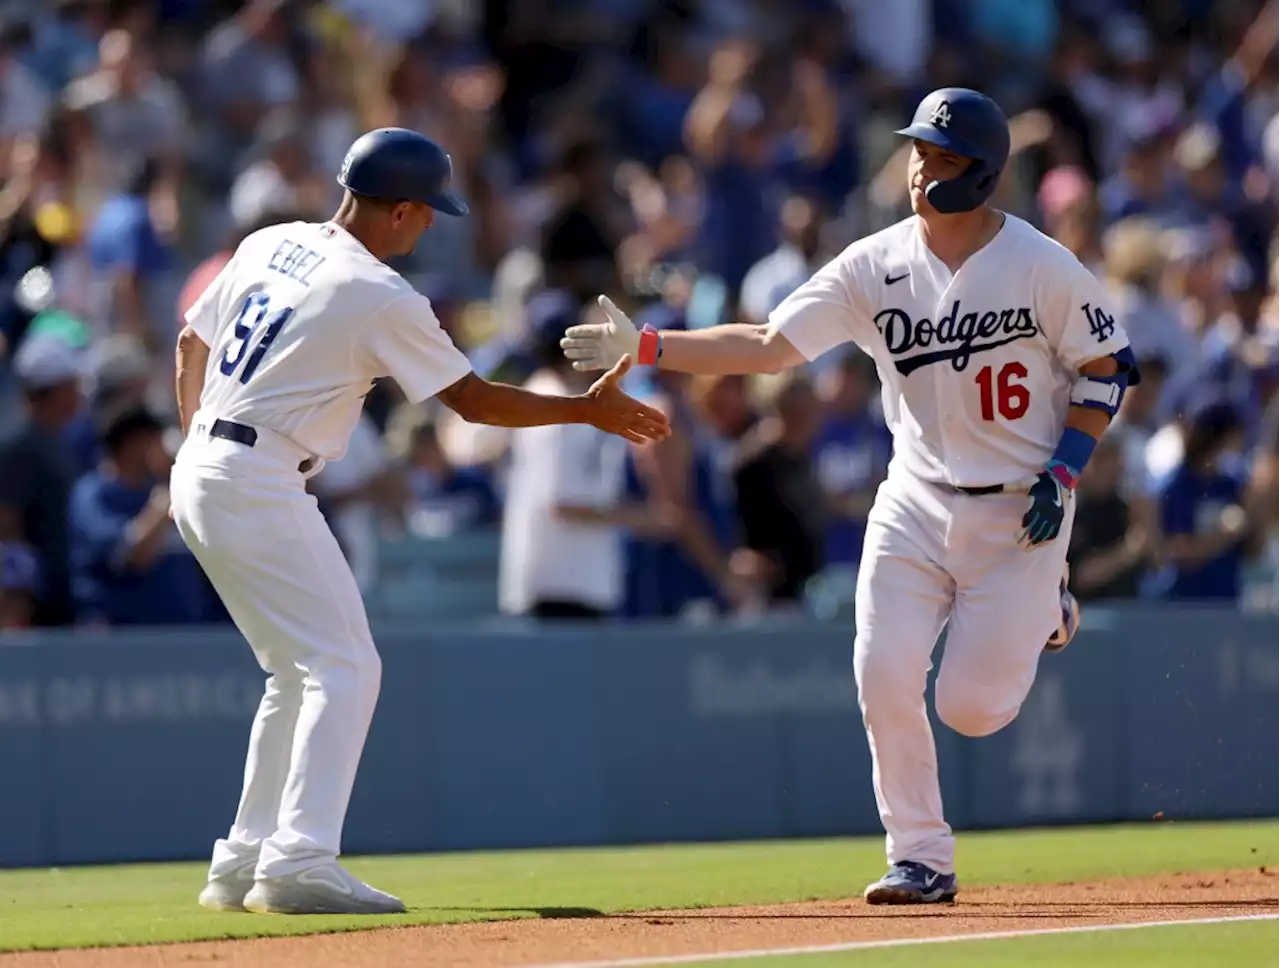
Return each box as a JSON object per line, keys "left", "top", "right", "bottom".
{"left": 955, "top": 484, "right": 1005, "bottom": 496}
{"left": 210, "top": 418, "right": 257, "bottom": 447}
{"left": 209, "top": 419, "right": 315, "bottom": 473}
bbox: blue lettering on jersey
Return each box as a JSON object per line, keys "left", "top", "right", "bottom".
{"left": 874, "top": 299, "right": 1037, "bottom": 375}
{"left": 1082, "top": 302, "right": 1116, "bottom": 343}
{"left": 218, "top": 292, "right": 295, "bottom": 384}
{"left": 267, "top": 239, "right": 326, "bottom": 286}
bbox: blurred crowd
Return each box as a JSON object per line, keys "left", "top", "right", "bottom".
{"left": 0, "top": 0, "right": 1276, "bottom": 631}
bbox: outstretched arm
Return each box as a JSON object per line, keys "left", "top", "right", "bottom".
{"left": 437, "top": 371, "right": 589, "bottom": 427}
{"left": 560, "top": 297, "right": 807, "bottom": 376}
{"left": 435, "top": 357, "right": 670, "bottom": 444}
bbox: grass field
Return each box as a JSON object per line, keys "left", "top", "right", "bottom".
{"left": 0, "top": 819, "right": 1275, "bottom": 961}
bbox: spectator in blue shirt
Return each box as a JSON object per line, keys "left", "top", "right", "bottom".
{"left": 396, "top": 414, "right": 500, "bottom": 538}
{"left": 684, "top": 41, "right": 785, "bottom": 306}
{"left": 0, "top": 508, "right": 40, "bottom": 632}
{"left": 812, "top": 350, "right": 892, "bottom": 570}
{"left": 68, "top": 405, "right": 210, "bottom": 625}
{"left": 1152, "top": 400, "right": 1253, "bottom": 601}
{"left": 84, "top": 156, "right": 174, "bottom": 350}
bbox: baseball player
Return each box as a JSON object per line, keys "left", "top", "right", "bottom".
{"left": 173, "top": 128, "right": 669, "bottom": 916}
{"left": 562, "top": 89, "right": 1140, "bottom": 904}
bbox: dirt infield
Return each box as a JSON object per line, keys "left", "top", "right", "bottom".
{"left": 4, "top": 869, "right": 1275, "bottom": 968}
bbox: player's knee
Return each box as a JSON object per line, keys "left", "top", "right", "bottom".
{"left": 266, "top": 663, "right": 305, "bottom": 697}
{"left": 307, "top": 646, "right": 381, "bottom": 693}
{"left": 934, "top": 682, "right": 1017, "bottom": 738}
{"left": 854, "top": 636, "right": 921, "bottom": 715}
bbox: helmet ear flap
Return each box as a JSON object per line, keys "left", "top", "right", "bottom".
{"left": 923, "top": 158, "right": 1000, "bottom": 214}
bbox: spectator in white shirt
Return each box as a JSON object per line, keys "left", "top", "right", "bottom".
{"left": 229, "top": 113, "right": 324, "bottom": 230}
{"left": 739, "top": 194, "right": 825, "bottom": 326}
{"left": 499, "top": 292, "right": 678, "bottom": 620}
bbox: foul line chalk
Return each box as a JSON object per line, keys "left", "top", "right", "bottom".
{"left": 522, "top": 912, "right": 1280, "bottom": 968}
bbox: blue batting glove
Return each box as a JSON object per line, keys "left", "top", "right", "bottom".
{"left": 1018, "top": 461, "right": 1075, "bottom": 549}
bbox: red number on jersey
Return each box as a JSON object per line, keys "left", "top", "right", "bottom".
{"left": 975, "top": 362, "right": 1030, "bottom": 421}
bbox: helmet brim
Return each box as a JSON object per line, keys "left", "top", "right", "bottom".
{"left": 895, "top": 124, "right": 980, "bottom": 161}
{"left": 426, "top": 190, "right": 469, "bottom": 218}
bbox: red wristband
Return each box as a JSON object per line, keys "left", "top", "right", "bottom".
{"left": 637, "top": 324, "right": 661, "bottom": 366}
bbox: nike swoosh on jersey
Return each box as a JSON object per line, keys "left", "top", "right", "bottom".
{"left": 885, "top": 271, "right": 909, "bottom": 285}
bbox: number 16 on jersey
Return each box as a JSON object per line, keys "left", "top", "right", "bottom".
{"left": 975, "top": 361, "right": 1030, "bottom": 421}
{"left": 219, "top": 292, "right": 294, "bottom": 385}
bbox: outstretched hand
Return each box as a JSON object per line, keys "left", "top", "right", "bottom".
{"left": 561, "top": 296, "right": 641, "bottom": 372}
{"left": 583, "top": 355, "right": 671, "bottom": 444}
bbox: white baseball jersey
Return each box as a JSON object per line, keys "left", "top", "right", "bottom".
{"left": 768, "top": 214, "right": 1132, "bottom": 487}
{"left": 184, "top": 220, "right": 472, "bottom": 462}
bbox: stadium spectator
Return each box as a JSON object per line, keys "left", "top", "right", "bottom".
{"left": 683, "top": 38, "right": 782, "bottom": 308}
{"left": 739, "top": 193, "right": 826, "bottom": 325}
{"left": 0, "top": 505, "right": 39, "bottom": 631}
{"left": 228, "top": 112, "right": 324, "bottom": 230}
{"left": 63, "top": 331, "right": 152, "bottom": 475}
{"left": 83, "top": 155, "right": 175, "bottom": 351}
{"left": 1105, "top": 353, "right": 1168, "bottom": 537}
{"left": 812, "top": 350, "right": 891, "bottom": 576}
{"left": 1102, "top": 218, "right": 1201, "bottom": 420}
{"left": 385, "top": 405, "right": 500, "bottom": 538}
{"left": 619, "top": 301, "right": 754, "bottom": 620}
{"left": 1150, "top": 400, "right": 1255, "bottom": 601}
{"left": 732, "top": 372, "right": 826, "bottom": 609}
{"left": 198, "top": 0, "right": 302, "bottom": 168}
{"left": 540, "top": 135, "right": 628, "bottom": 303}
{"left": 0, "top": 333, "right": 85, "bottom": 627}
{"left": 67, "top": 403, "right": 209, "bottom": 625}
{"left": 60, "top": 27, "right": 187, "bottom": 199}
{"left": 499, "top": 292, "right": 676, "bottom": 621}
{"left": 1066, "top": 432, "right": 1153, "bottom": 602}
{"left": 0, "top": 20, "right": 53, "bottom": 148}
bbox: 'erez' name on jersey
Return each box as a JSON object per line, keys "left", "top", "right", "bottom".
{"left": 874, "top": 300, "right": 1037, "bottom": 376}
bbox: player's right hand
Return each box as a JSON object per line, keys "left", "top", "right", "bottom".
{"left": 584, "top": 355, "right": 672, "bottom": 444}
{"left": 561, "top": 296, "right": 640, "bottom": 372}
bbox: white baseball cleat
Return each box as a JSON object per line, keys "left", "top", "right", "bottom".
{"left": 243, "top": 863, "right": 406, "bottom": 915}
{"left": 197, "top": 860, "right": 257, "bottom": 912}
{"left": 1045, "top": 562, "right": 1080, "bottom": 654}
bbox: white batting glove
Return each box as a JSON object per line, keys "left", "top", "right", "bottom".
{"left": 560, "top": 295, "right": 641, "bottom": 372}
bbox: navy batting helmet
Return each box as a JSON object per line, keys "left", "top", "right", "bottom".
{"left": 895, "top": 88, "right": 1010, "bottom": 214}
{"left": 337, "top": 128, "right": 468, "bottom": 217}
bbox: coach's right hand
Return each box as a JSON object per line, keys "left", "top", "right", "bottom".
{"left": 561, "top": 296, "right": 640, "bottom": 372}
{"left": 584, "top": 355, "right": 671, "bottom": 444}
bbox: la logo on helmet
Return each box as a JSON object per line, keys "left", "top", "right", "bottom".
{"left": 930, "top": 102, "right": 951, "bottom": 129}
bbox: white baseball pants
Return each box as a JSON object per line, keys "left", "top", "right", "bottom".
{"left": 854, "top": 469, "right": 1074, "bottom": 874}
{"left": 170, "top": 416, "right": 380, "bottom": 880}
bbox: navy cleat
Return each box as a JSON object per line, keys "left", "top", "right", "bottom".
{"left": 1045, "top": 563, "right": 1080, "bottom": 654}
{"left": 864, "top": 861, "right": 958, "bottom": 905}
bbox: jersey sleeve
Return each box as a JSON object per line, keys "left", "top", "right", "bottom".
{"left": 765, "top": 248, "right": 876, "bottom": 362}
{"left": 1037, "top": 250, "right": 1132, "bottom": 372}
{"left": 365, "top": 292, "right": 474, "bottom": 404}
{"left": 183, "top": 253, "right": 236, "bottom": 345}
